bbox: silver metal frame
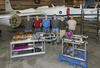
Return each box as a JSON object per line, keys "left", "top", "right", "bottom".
{"left": 62, "top": 35, "right": 88, "bottom": 61}
{"left": 10, "top": 39, "right": 45, "bottom": 58}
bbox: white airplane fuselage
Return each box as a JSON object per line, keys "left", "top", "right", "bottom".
{"left": 19, "top": 6, "right": 99, "bottom": 18}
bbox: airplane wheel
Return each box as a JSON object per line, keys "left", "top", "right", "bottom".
{"left": 10, "top": 14, "right": 22, "bottom": 28}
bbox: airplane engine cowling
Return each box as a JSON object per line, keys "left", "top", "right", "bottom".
{"left": 10, "top": 14, "right": 22, "bottom": 28}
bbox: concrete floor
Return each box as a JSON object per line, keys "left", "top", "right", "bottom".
{"left": 0, "top": 26, "right": 100, "bottom": 68}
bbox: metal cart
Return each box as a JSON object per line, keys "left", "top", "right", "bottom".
{"left": 10, "top": 32, "right": 45, "bottom": 58}
{"left": 58, "top": 35, "right": 88, "bottom": 68}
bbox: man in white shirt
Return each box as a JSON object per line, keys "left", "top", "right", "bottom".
{"left": 67, "top": 16, "right": 77, "bottom": 33}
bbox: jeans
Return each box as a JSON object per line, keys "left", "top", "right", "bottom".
{"left": 35, "top": 28, "right": 40, "bottom": 33}
{"left": 24, "top": 30, "right": 32, "bottom": 32}
{"left": 52, "top": 28, "right": 59, "bottom": 42}
{"left": 43, "top": 27, "right": 50, "bottom": 33}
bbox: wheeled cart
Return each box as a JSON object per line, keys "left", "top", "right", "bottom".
{"left": 58, "top": 35, "right": 88, "bottom": 68}
{"left": 10, "top": 32, "right": 45, "bottom": 58}
{"left": 10, "top": 40, "right": 45, "bottom": 58}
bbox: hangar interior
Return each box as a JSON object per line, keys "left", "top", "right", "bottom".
{"left": 0, "top": 0, "right": 100, "bottom": 68}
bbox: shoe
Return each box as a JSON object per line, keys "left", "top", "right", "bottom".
{"left": 57, "top": 42, "right": 60, "bottom": 45}
{"left": 52, "top": 41, "right": 55, "bottom": 45}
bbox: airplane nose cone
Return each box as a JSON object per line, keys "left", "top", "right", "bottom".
{"left": 10, "top": 14, "right": 22, "bottom": 28}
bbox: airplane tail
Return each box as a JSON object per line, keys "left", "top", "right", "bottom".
{"left": 5, "top": 0, "right": 15, "bottom": 13}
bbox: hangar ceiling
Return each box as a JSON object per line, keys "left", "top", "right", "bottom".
{"left": 0, "top": 0, "right": 84, "bottom": 11}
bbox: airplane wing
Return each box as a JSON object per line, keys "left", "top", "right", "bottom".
{"left": 0, "top": 14, "right": 12, "bottom": 19}
{"left": 0, "top": 8, "right": 46, "bottom": 19}
{"left": 17, "top": 11, "right": 46, "bottom": 16}
{"left": 17, "top": 8, "right": 46, "bottom": 16}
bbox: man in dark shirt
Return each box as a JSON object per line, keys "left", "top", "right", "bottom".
{"left": 51, "top": 14, "right": 59, "bottom": 43}
{"left": 34, "top": 16, "right": 42, "bottom": 33}
{"left": 24, "top": 16, "right": 33, "bottom": 32}
{"left": 59, "top": 16, "right": 68, "bottom": 39}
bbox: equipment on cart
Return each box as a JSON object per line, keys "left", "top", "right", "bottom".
{"left": 58, "top": 35, "right": 88, "bottom": 68}
{"left": 10, "top": 32, "right": 45, "bottom": 58}
{"left": 34, "top": 32, "right": 57, "bottom": 42}
{"left": 67, "top": 31, "right": 72, "bottom": 38}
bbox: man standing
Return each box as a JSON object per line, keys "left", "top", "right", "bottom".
{"left": 59, "top": 16, "right": 68, "bottom": 39}
{"left": 42, "top": 15, "right": 50, "bottom": 33}
{"left": 34, "top": 16, "right": 42, "bottom": 33}
{"left": 67, "top": 16, "right": 77, "bottom": 33}
{"left": 51, "top": 14, "right": 59, "bottom": 43}
{"left": 24, "top": 16, "right": 33, "bottom": 32}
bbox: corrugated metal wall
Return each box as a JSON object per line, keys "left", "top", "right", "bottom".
{"left": 0, "top": 0, "right": 5, "bottom": 10}
{"left": 0, "top": 0, "right": 84, "bottom": 10}
{"left": 85, "top": 0, "right": 95, "bottom": 8}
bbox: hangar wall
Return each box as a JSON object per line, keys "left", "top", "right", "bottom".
{"left": 0, "top": 0, "right": 5, "bottom": 10}
{"left": 1, "top": 0, "right": 94, "bottom": 11}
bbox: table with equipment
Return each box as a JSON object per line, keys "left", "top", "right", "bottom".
{"left": 10, "top": 32, "right": 45, "bottom": 58}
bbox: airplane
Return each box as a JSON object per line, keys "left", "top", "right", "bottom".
{"left": 0, "top": 0, "right": 100, "bottom": 29}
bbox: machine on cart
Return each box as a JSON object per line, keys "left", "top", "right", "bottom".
{"left": 34, "top": 32, "right": 57, "bottom": 42}
{"left": 58, "top": 35, "right": 88, "bottom": 68}
{"left": 10, "top": 32, "right": 45, "bottom": 58}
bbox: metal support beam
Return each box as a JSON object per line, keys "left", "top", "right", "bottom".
{"left": 80, "top": 8, "right": 84, "bottom": 35}
{"left": 97, "top": 4, "right": 99, "bottom": 40}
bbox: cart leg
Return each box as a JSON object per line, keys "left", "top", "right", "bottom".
{"left": 69, "top": 62, "right": 74, "bottom": 66}
{"left": 58, "top": 56, "right": 63, "bottom": 62}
